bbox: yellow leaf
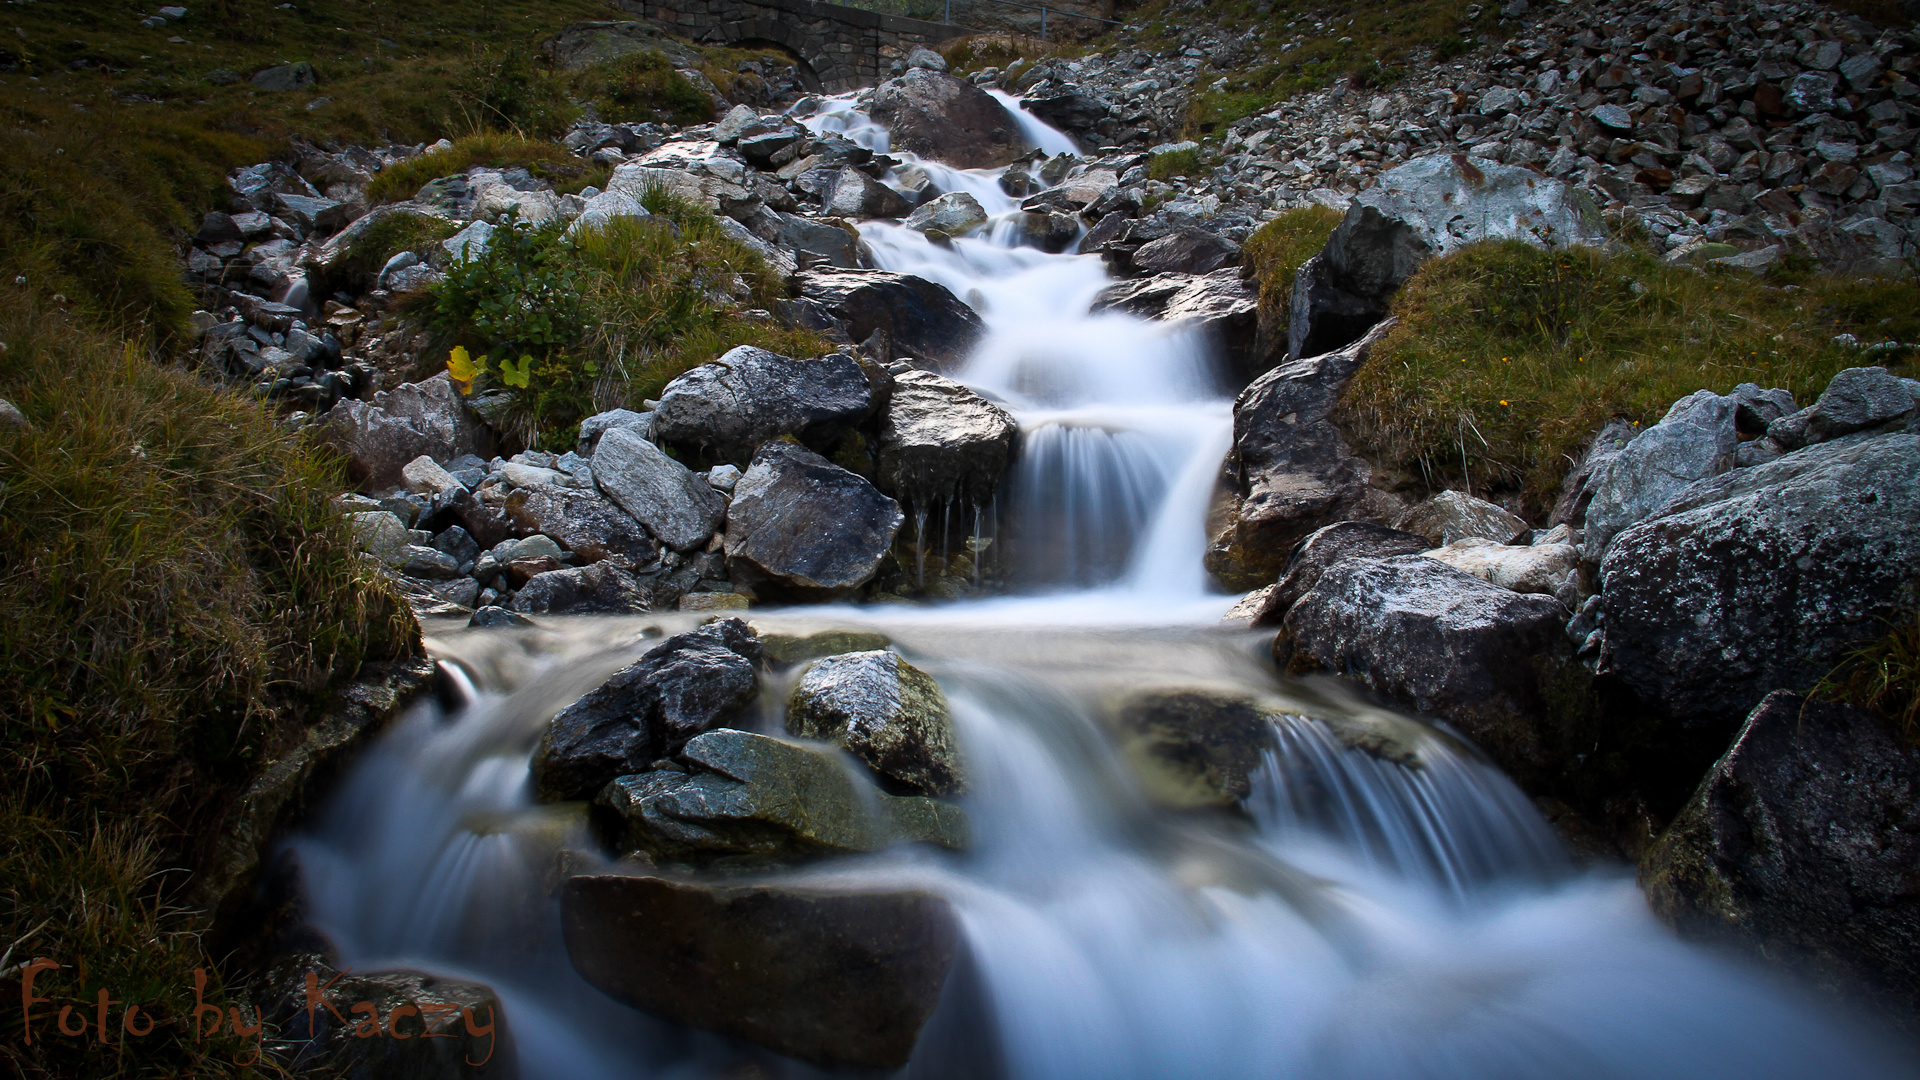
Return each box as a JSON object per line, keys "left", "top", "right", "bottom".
{"left": 447, "top": 346, "right": 479, "bottom": 395}
{"left": 500, "top": 354, "right": 534, "bottom": 389}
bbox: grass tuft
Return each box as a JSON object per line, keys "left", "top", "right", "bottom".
{"left": 1240, "top": 203, "right": 1343, "bottom": 351}
{"left": 1817, "top": 598, "right": 1920, "bottom": 743}
{"left": 365, "top": 132, "right": 601, "bottom": 205}
{"left": 1148, "top": 146, "right": 1203, "bottom": 180}
{"left": 573, "top": 49, "right": 716, "bottom": 127}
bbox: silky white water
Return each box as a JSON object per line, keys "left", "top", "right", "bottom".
{"left": 283, "top": 96, "right": 1917, "bottom": 1078}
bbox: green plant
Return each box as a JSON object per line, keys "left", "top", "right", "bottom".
{"left": 1148, "top": 146, "right": 1203, "bottom": 180}
{"left": 1240, "top": 204, "right": 1344, "bottom": 348}
{"left": 448, "top": 43, "right": 577, "bottom": 139}
{"left": 1817, "top": 599, "right": 1920, "bottom": 742}
{"left": 328, "top": 210, "right": 461, "bottom": 292}
{"left": 573, "top": 49, "right": 716, "bottom": 126}
{"left": 364, "top": 132, "right": 597, "bottom": 205}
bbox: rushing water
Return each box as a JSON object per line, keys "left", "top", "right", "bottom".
{"left": 284, "top": 97, "right": 1918, "bottom": 1078}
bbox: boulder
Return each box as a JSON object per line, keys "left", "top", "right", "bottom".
{"left": 576, "top": 408, "right": 651, "bottom": 454}
{"left": 1290, "top": 154, "right": 1606, "bottom": 358}
{"left": 902, "top": 191, "right": 988, "bottom": 239}
{"left": 787, "top": 650, "right": 964, "bottom": 796}
{"left": 1205, "top": 321, "right": 1404, "bottom": 589}
{"left": 868, "top": 68, "right": 1030, "bottom": 169}
{"left": 504, "top": 484, "right": 660, "bottom": 566}
{"left": 1010, "top": 210, "right": 1082, "bottom": 253}
{"left": 1422, "top": 538, "right": 1579, "bottom": 596}
{"left": 1247, "top": 521, "right": 1431, "bottom": 626}
{"left": 724, "top": 440, "right": 905, "bottom": 600}
{"left": 1547, "top": 419, "right": 1637, "bottom": 527}
{"left": 769, "top": 210, "right": 860, "bottom": 269}
{"left": 1770, "top": 366, "right": 1918, "bottom": 450}
{"left": 1394, "top": 489, "right": 1531, "bottom": 547}
{"left": 648, "top": 346, "right": 878, "bottom": 464}
{"left": 753, "top": 624, "right": 893, "bottom": 665}
{"left": 1105, "top": 687, "right": 1279, "bottom": 808}
{"left": 318, "top": 374, "right": 494, "bottom": 492}
{"left": 797, "top": 268, "right": 985, "bottom": 372}
{"left": 560, "top": 874, "right": 958, "bottom": 1069}
{"left": 264, "top": 957, "right": 513, "bottom": 1079}
{"left": 1641, "top": 691, "right": 1920, "bottom": 1025}
{"left": 251, "top": 61, "right": 317, "bottom": 92}
{"left": 1091, "top": 269, "right": 1269, "bottom": 383}
{"left": 590, "top": 427, "right": 727, "bottom": 552}
{"left": 1582, "top": 390, "right": 1739, "bottom": 560}
{"left": 596, "top": 729, "right": 968, "bottom": 860}
{"left": 822, "top": 167, "right": 911, "bottom": 219}
{"left": 1596, "top": 432, "right": 1920, "bottom": 731}
{"left": 508, "top": 561, "right": 652, "bottom": 618}
{"left": 1129, "top": 227, "right": 1242, "bottom": 275}
{"left": 1275, "top": 554, "right": 1576, "bottom": 788}
{"left": 875, "top": 369, "right": 1017, "bottom": 509}
{"left": 531, "top": 618, "right": 761, "bottom": 802}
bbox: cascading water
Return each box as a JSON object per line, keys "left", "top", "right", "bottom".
{"left": 282, "top": 95, "right": 1918, "bottom": 1079}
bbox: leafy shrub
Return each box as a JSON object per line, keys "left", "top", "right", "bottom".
{"left": 573, "top": 50, "right": 715, "bottom": 126}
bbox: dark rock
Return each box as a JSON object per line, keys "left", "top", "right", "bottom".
{"left": 875, "top": 369, "right": 1016, "bottom": 510}
{"left": 1130, "top": 227, "right": 1242, "bottom": 275}
{"left": 468, "top": 606, "right": 534, "bottom": 629}
{"left": 264, "top": 956, "right": 515, "bottom": 1079}
{"left": 251, "top": 61, "right": 317, "bottom": 92}
{"left": 869, "top": 68, "right": 1030, "bottom": 169}
{"left": 752, "top": 624, "right": 893, "bottom": 665}
{"left": 1020, "top": 91, "right": 1108, "bottom": 145}
{"left": 560, "top": 874, "right": 958, "bottom": 1069}
{"left": 787, "top": 650, "right": 964, "bottom": 796}
{"left": 1205, "top": 321, "right": 1403, "bottom": 589}
{"left": 1276, "top": 554, "right": 1575, "bottom": 788}
{"left": 1106, "top": 687, "right": 1279, "bottom": 808}
{"left": 771, "top": 210, "right": 860, "bottom": 269}
{"left": 196, "top": 211, "right": 243, "bottom": 246}
{"left": 822, "top": 166, "right": 911, "bottom": 219}
{"left": 797, "top": 268, "right": 984, "bottom": 373}
{"left": 504, "top": 483, "right": 660, "bottom": 565}
{"left": 590, "top": 427, "right": 727, "bottom": 552}
{"left": 649, "top": 346, "right": 878, "bottom": 465}
{"left": 317, "top": 374, "right": 494, "bottom": 492}
{"left": 1010, "top": 210, "right": 1081, "bottom": 253}
{"left": 531, "top": 618, "right": 761, "bottom": 802}
{"left": 1641, "top": 691, "right": 1920, "bottom": 1027}
{"left": 1780, "top": 366, "right": 1918, "bottom": 447}
{"left": 1596, "top": 432, "right": 1920, "bottom": 731}
{"left": 1249, "top": 521, "right": 1432, "bottom": 627}
{"left": 509, "top": 560, "right": 652, "bottom": 617}
{"left": 1091, "top": 269, "right": 1268, "bottom": 384}
{"left": 724, "top": 439, "right": 904, "bottom": 600}
{"left": 1730, "top": 383, "right": 1797, "bottom": 436}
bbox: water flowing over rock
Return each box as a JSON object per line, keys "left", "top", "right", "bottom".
{"left": 531, "top": 619, "right": 762, "bottom": 802}
{"left": 1105, "top": 687, "right": 1281, "bottom": 808}
{"left": 1207, "top": 321, "right": 1403, "bottom": 589}
{"left": 1290, "top": 155, "right": 1607, "bottom": 358}
{"left": 875, "top": 369, "right": 1016, "bottom": 510}
{"left": 596, "top": 728, "right": 967, "bottom": 860}
{"left": 1642, "top": 691, "right": 1920, "bottom": 1028}
{"left": 787, "top": 650, "right": 964, "bottom": 796}
{"left": 560, "top": 874, "right": 959, "bottom": 1069}
{"left": 648, "top": 345, "right": 879, "bottom": 464}
{"left": 724, "top": 439, "right": 904, "bottom": 600}
{"left": 1091, "top": 268, "right": 1267, "bottom": 384}
{"left": 1596, "top": 432, "right": 1920, "bottom": 732}
{"left": 1582, "top": 390, "right": 1739, "bottom": 560}
{"left": 318, "top": 373, "right": 494, "bottom": 491}
{"left": 590, "top": 427, "right": 727, "bottom": 552}
{"left": 902, "top": 191, "right": 988, "bottom": 239}
{"left": 1395, "top": 489, "right": 1531, "bottom": 547}
{"left": 796, "top": 268, "right": 985, "bottom": 372}
{"left": 868, "top": 68, "right": 1031, "bottom": 169}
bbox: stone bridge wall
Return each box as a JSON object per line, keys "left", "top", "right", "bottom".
{"left": 614, "top": 0, "right": 969, "bottom": 92}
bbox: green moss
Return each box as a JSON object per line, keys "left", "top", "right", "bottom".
{"left": 1240, "top": 204, "right": 1343, "bottom": 353}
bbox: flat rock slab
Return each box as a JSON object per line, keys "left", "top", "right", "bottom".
{"left": 724, "top": 439, "right": 904, "bottom": 600}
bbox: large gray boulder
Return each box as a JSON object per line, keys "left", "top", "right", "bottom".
{"left": 1596, "top": 431, "right": 1920, "bottom": 731}
{"left": 1769, "top": 365, "right": 1919, "bottom": 450}
{"left": 1247, "top": 521, "right": 1431, "bottom": 627}
{"left": 1091, "top": 268, "right": 1268, "bottom": 384}
{"left": 868, "top": 68, "right": 1031, "bottom": 169}
{"left": 1206, "top": 321, "right": 1403, "bottom": 589}
{"left": 318, "top": 374, "right": 494, "bottom": 492}
{"left": 1275, "top": 554, "right": 1577, "bottom": 788}
{"left": 1582, "top": 390, "right": 1739, "bottom": 560}
{"left": 1130, "top": 227, "right": 1242, "bottom": 275}
{"left": 531, "top": 619, "right": 762, "bottom": 802}
{"left": 725, "top": 439, "right": 905, "bottom": 600}
{"left": 560, "top": 874, "right": 959, "bottom": 1069}
{"left": 822, "top": 167, "right": 911, "bottom": 220}
{"left": 797, "top": 268, "right": 985, "bottom": 372}
{"left": 596, "top": 728, "right": 967, "bottom": 860}
{"left": 648, "top": 346, "right": 879, "bottom": 464}
{"left": 503, "top": 484, "right": 659, "bottom": 566}
{"left": 590, "top": 427, "right": 727, "bottom": 552}
{"left": 875, "top": 369, "right": 1017, "bottom": 510}
{"left": 1641, "top": 691, "right": 1920, "bottom": 1026}
{"left": 902, "top": 191, "right": 988, "bottom": 239}
{"left": 1290, "top": 155, "right": 1606, "bottom": 358}
{"left": 787, "top": 650, "right": 964, "bottom": 796}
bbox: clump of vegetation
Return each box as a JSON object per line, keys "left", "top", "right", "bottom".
{"left": 939, "top": 32, "right": 1088, "bottom": 75}
{"left": 328, "top": 210, "right": 462, "bottom": 292}
{"left": 1334, "top": 239, "right": 1919, "bottom": 517}
{"left": 1818, "top": 599, "right": 1920, "bottom": 743}
{"left": 1240, "top": 203, "right": 1344, "bottom": 353}
{"left": 431, "top": 189, "right": 829, "bottom": 450}
{"left": 573, "top": 49, "right": 715, "bottom": 126}
{"left": 1147, "top": 145, "right": 1203, "bottom": 180}
{"left": 365, "top": 132, "right": 603, "bottom": 205}
{"left": 0, "top": 296, "right": 415, "bottom": 1077}
{"left": 448, "top": 43, "right": 578, "bottom": 138}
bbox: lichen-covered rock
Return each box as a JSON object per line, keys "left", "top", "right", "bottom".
{"left": 751, "top": 624, "right": 893, "bottom": 665}
{"left": 787, "top": 650, "right": 963, "bottom": 796}
{"left": 902, "top": 191, "right": 988, "bottom": 239}
{"left": 531, "top": 619, "right": 761, "bottom": 802}
{"left": 1769, "top": 365, "right": 1918, "bottom": 450}
{"left": 590, "top": 427, "right": 727, "bottom": 552}
{"left": 823, "top": 166, "right": 911, "bottom": 219}
{"left": 1641, "top": 691, "right": 1920, "bottom": 1027}
{"left": 868, "top": 68, "right": 1030, "bottom": 169}
{"left": 1248, "top": 521, "right": 1431, "bottom": 627}
{"left": 318, "top": 374, "right": 494, "bottom": 491}
{"left": 724, "top": 439, "right": 904, "bottom": 600}
{"left": 648, "top": 346, "right": 879, "bottom": 464}
{"left": 797, "top": 268, "right": 985, "bottom": 372}
{"left": 875, "top": 369, "right": 1016, "bottom": 510}
{"left": 1394, "top": 489, "right": 1530, "bottom": 547}
{"left": 1583, "top": 390, "right": 1738, "bottom": 560}
{"left": 560, "top": 874, "right": 958, "bottom": 1069}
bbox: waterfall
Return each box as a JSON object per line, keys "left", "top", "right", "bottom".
{"left": 280, "top": 95, "right": 1918, "bottom": 1080}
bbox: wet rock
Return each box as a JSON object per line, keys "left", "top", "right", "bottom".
{"left": 1596, "top": 432, "right": 1920, "bottom": 732}
{"left": 1091, "top": 268, "right": 1267, "bottom": 383}
{"left": 597, "top": 728, "right": 968, "bottom": 860}
{"left": 788, "top": 650, "right": 963, "bottom": 796}
{"left": 560, "top": 874, "right": 958, "bottom": 1069}
{"left": 797, "top": 268, "right": 984, "bottom": 372}
{"left": 1394, "top": 489, "right": 1530, "bottom": 547}
{"left": 823, "top": 166, "right": 911, "bottom": 219}
{"left": 1423, "top": 538, "right": 1579, "bottom": 596}
{"left": 264, "top": 956, "right": 515, "bottom": 1079}
{"left": 318, "top": 374, "right": 494, "bottom": 492}
{"left": 1276, "top": 554, "right": 1576, "bottom": 788}
{"left": 469, "top": 606, "right": 535, "bottom": 629}
{"left": 531, "top": 618, "right": 762, "bottom": 802}
{"left": 648, "top": 346, "right": 878, "bottom": 464}
{"left": 1206, "top": 321, "right": 1404, "bottom": 589}
{"left": 1290, "top": 155, "right": 1606, "bottom": 358}
{"left": 902, "top": 191, "right": 988, "bottom": 239}
{"left": 1010, "top": 209, "right": 1082, "bottom": 253}
{"left": 1641, "top": 691, "right": 1920, "bottom": 1025}
{"left": 1248, "top": 521, "right": 1433, "bottom": 626}
{"left": 509, "top": 560, "right": 653, "bottom": 618}
{"left": 869, "top": 68, "right": 1030, "bottom": 169}
{"left": 725, "top": 440, "right": 904, "bottom": 600}
{"left": 876, "top": 369, "right": 1016, "bottom": 509}
{"left": 1582, "top": 390, "right": 1739, "bottom": 560}
{"left": 1106, "top": 687, "right": 1279, "bottom": 808}
{"left": 590, "top": 427, "right": 727, "bottom": 552}
{"left": 753, "top": 624, "right": 893, "bottom": 665}
{"left": 1130, "top": 227, "right": 1242, "bottom": 275}
{"left": 504, "top": 484, "right": 660, "bottom": 565}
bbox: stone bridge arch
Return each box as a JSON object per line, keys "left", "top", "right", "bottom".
{"left": 614, "top": 0, "right": 967, "bottom": 92}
